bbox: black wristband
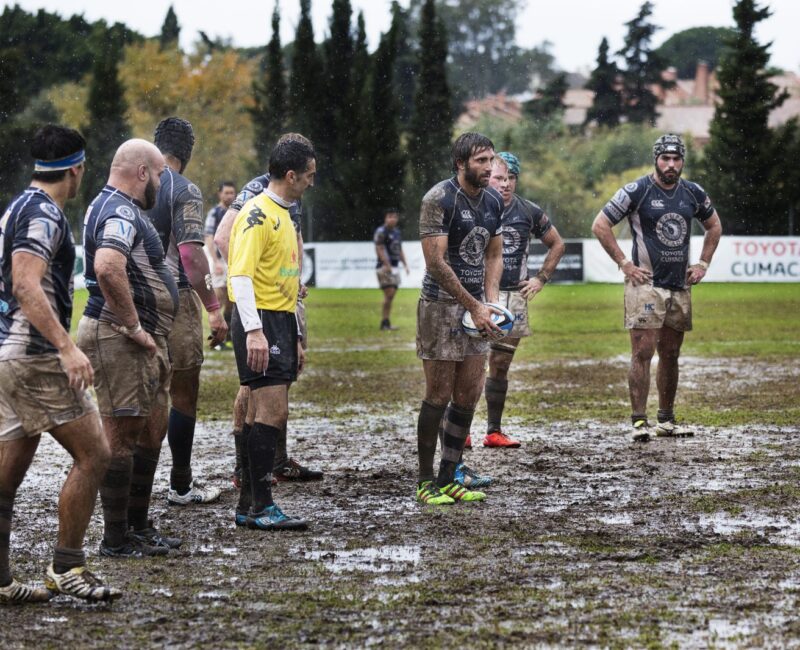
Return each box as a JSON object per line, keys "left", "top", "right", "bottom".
{"left": 535, "top": 271, "right": 550, "bottom": 284}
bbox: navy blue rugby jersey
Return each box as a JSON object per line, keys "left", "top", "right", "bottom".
{"left": 499, "top": 194, "right": 552, "bottom": 290}
{"left": 373, "top": 225, "right": 403, "bottom": 268}
{"left": 83, "top": 186, "right": 178, "bottom": 336}
{"left": 419, "top": 178, "right": 505, "bottom": 302}
{"left": 146, "top": 168, "right": 204, "bottom": 289}
{"left": 204, "top": 205, "right": 226, "bottom": 237}
{"left": 232, "top": 175, "right": 302, "bottom": 234}
{"left": 0, "top": 188, "right": 75, "bottom": 359}
{"left": 602, "top": 175, "right": 715, "bottom": 290}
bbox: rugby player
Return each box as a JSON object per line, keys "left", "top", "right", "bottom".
{"left": 374, "top": 208, "right": 409, "bottom": 330}
{"left": 0, "top": 125, "right": 120, "bottom": 602}
{"left": 214, "top": 134, "right": 321, "bottom": 489}
{"left": 414, "top": 132, "right": 505, "bottom": 505}
{"left": 144, "top": 117, "right": 226, "bottom": 512}
{"left": 204, "top": 180, "right": 237, "bottom": 347}
{"left": 228, "top": 137, "right": 316, "bottom": 530}
{"left": 592, "top": 134, "right": 722, "bottom": 442}
{"left": 77, "top": 139, "right": 178, "bottom": 557}
{"left": 483, "top": 152, "right": 564, "bottom": 447}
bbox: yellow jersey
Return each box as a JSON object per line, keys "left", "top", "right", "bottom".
{"left": 227, "top": 193, "right": 299, "bottom": 312}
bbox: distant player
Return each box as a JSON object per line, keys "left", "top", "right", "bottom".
{"left": 414, "top": 132, "right": 505, "bottom": 505}
{"left": 374, "top": 208, "right": 409, "bottom": 330}
{"left": 78, "top": 138, "right": 178, "bottom": 558}
{"left": 145, "top": 117, "right": 227, "bottom": 514}
{"left": 204, "top": 180, "right": 237, "bottom": 345}
{"left": 592, "top": 134, "right": 722, "bottom": 442}
{"left": 214, "top": 134, "right": 322, "bottom": 491}
{"left": 0, "top": 125, "right": 120, "bottom": 603}
{"left": 482, "top": 152, "right": 564, "bottom": 447}
{"left": 227, "top": 137, "right": 316, "bottom": 529}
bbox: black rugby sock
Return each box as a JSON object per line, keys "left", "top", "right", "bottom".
{"left": 248, "top": 422, "right": 279, "bottom": 512}
{"left": 168, "top": 408, "right": 195, "bottom": 493}
{"left": 417, "top": 401, "right": 446, "bottom": 483}
{"left": 53, "top": 547, "right": 86, "bottom": 574}
{"left": 275, "top": 426, "right": 288, "bottom": 468}
{"left": 657, "top": 408, "right": 675, "bottom": 424}
{"left": 0, "top": 493, "right": 14, "bottom": 586}
{"left": 100, "top": 456, "right": 133, "bottom": 547}
{"left": 236, "top": 423, "right": 253, "bottom": 515}
{"left": 632, "top": 413, "right": 648, "bottom": 425}
{"left": 485, "top": 377, "right": 509, "bottom": 433}
{"left": 436, "top": 404, "right": 474, "bottom": 488}
{"left": 127, "top": 445, "right": 160, "bottom": 532}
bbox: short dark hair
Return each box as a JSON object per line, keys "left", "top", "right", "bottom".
{"left": 452, "top": 132, "right": 494, "bottom": 173}
{"left": 154, "top": 116, "right": 195, "bottom": 163}
{"left": 218, "top": 181, "right": 236, "bottom": 192}
{"left": 383, "top": 207, "right": 400, "bottom": 217}
{"left": 30, "top": 124, "right": 86, "bottom": 182}
{"left": 268, "top": 139, "right": 316, "bottom": 180}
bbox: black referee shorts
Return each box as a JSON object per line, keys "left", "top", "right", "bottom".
{"left": 231, "top": 305, "right": 298, "bottom": 388}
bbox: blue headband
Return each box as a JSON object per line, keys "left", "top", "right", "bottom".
{"left": 498, "top": 151, "right": 520, "bottom": 177}
{"left": 34, "top": 150, "right": 85, "bottom": 172}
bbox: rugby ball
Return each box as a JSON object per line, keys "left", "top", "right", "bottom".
{"left": 462, "top": 303, "right": 514, "bottom": 338}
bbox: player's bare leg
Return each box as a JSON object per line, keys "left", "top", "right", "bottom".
{"left": 628, "top": 329, "right": 659, "bottom": 442}
{"left": 381, "top": 286, "right": 398, "bottom": 330}
{"left": 654, "top": 327, "right": 692, "bottom": 437}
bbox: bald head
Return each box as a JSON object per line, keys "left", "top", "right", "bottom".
{"left": 108, "top": 139, "right": 165, "bottom": 209}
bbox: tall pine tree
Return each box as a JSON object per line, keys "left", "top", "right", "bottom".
{"left": 390, "top": 1, "right": 416, "bottom": 129}
{"left": 159, "top": 5, "right": 180, "bottom": 49}
{"left": 82, "top": 23, "right": 130, "bottom": 206}
{"left": 703, "top": 0, "right": 790, "bottom": 234}
{"left": 408, "top": 0, "right": 452, "bottom": 194}
{"left": 617, "top": 2, "right": 673, "bottom": 125}
{"left": 524, "top": 73, "right": 568, "bottom": 122}
{"left": 585, "top": 37, "right": 622, "bottom": 128}
{"left": 251, "top": 4, "right": 286, "bottom": 170}
{"left": 288, "top": 0, "right": 322, "bottom": 142}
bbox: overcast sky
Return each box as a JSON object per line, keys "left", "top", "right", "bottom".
{"left": 9, "top": 0, "right": 800, "bottom": 73}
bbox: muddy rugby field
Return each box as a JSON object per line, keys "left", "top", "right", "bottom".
{"left": 2, "top": 284, "right": 798, "bottom": 649}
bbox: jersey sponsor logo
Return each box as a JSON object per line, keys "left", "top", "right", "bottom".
{"left": 650, "top": 199, "right": 665, "bottom": 209}
{"left": 460, "top": 209, "right": 474, "bottom": 222}
{"left": 624, "top": 182, "right": 639, "bottom": 192}
{"left": 246, "top": 181, "right": 263, "bottom": 194}
{"left": 501, "top": 225, "right": 522, "bottom": 255}
{"left": 279, "top": 266, "right": 299, "bottom": 277}
{"left": 243, "top": 205, "right": 267, "bottom": 231}
{"left": 270, "top": 344, "right": 281, "bottom": 355}
{"left": 39, "top": 202, "right": 61, "bottom": 219}
{"left": 644, "top": 303, "right": 655, "bottom": 312}
{"left": 655, "top": 213, "right": 688, "bottom": 247}
{"left": 273, "top": 214, "right": 281, "bottom": 231}
{"left": 103, "top": 217, "right": 136, "bottom": 247}
{"left": 612, "top": 188, "right": 632, "bottom": 212}
{"left": 187, "top": 183, "right": 202, "bottom": 199}
{"left": 459, "top": 226, "right": 490, "bottom": 266}
{"left": 115, "top": 205, "right": 136, "bottom": 221}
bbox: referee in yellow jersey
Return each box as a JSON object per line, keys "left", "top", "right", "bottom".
{"left": 227, "top": 138, "right": 316, "bottom": 530}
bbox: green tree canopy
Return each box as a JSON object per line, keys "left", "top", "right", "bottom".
{"left": 655, "top": 26, "right": 736, "bottom": 78}
{"left": 251, "top": 4, "right": 286, "bottom": 170}
{"left": 585, "top": 37, "right": 622, "bottom": 128}
{"left": 159, "top": 5, "right": 180, "bottom": 49}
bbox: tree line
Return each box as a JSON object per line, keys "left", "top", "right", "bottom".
{"left": 0, "top": 0, "right": 797, "bottom": 238}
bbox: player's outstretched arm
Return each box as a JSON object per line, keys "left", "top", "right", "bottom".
{"left": 484, "top": 234, "right": 502, "bottom": 304}
{"left": 12, "top": 252, "right": 93, "bottom": 389}
{"left": 521, "top": 226, "right": 565, "bottom": 299}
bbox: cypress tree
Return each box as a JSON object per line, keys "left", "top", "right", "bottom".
{"left": 703, "top": 0, "right": 789, "bottom": 234}
{"left": 585, "top": 37, "right": 622, "bottom": 128}
{"left": 617, "top": 2, "right": 673, "bottom": 125}
{"left": 288, "top": 0, "right": 322, "bottom": 141}
{"left": 408, "top": 0, "right": 451, "bottom": 192}
{"left": 524, "top": 73, "right": 568, "bottom": 122}
{"left": 82, "top": 23, "right": 130, "bottom": 206}
{"left": 159, "top": 5, "right": 180, "bottom": 49}
{"left": 350, "top": 20, "right": 405, "bottom": 237}
{"left": 390, "top": 1, "right": 416, "bottom": 129}
{"left": 251, "top": 4, "right": 286, "bottom": 170}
